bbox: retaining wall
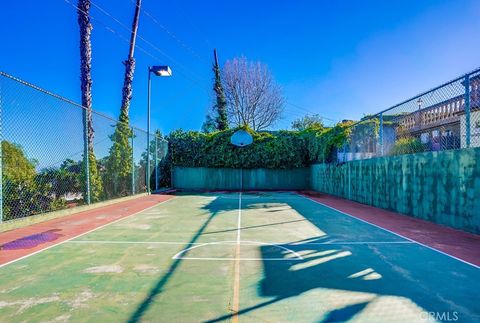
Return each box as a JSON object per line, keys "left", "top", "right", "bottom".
{"left": 172, "top": 167, "right": 309, "bottom": 191}
{"left": 311, "top": 147, "right": 480, "bottom": 234}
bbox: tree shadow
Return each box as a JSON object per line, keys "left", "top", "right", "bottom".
{"left": 322, "top": 301, "right": 370, "bottom": 323}
{"left": 202, "top": 219, "right": 306, "bottom": 235}
{"left": 204, "top": 195, "right": 480, "bottom": 322}
{"left": 126, "top": 195, "right": 237, "bottom": 323}
{"left": 126, "top": 193, "right": 299, "bottom": 321}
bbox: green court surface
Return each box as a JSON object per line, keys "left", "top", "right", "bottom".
{"left": 0, "top": 192, "right": 478, "bottom": 322}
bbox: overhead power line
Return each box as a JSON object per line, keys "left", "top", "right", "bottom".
{"left": 64, "top": 0, "right": 340, "bottom": 128}
{"left": 65, "top": 0, "right": 210, "bottom": 94}
{"left": 129, "top": 0, "right": 210, "bottom": 64}
{"left": 86, "top": 0, "right": 337, "bottom": 123}
{"left": 89, "top": 0, "right": 209, "bottom": 91}
{"left": 285, "top": 101, "right": 339, "bottom": 124}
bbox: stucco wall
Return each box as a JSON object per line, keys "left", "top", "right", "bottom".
{"left": 172, "top": 167, "right": 310, "bottom": 191}
{"left": 311, "top": 147, "right": 480, "bottom": 234}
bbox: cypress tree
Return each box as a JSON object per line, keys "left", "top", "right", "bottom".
{"left": 213, "top": 49, "right": 228, "bottom": 130}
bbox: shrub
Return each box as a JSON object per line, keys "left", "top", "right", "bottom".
{"left": 167, "top": 124, "right": 351, "bottom": 170}
{"left": 390, "top": 137, "right": 425, "bottom": 156}
{"left": 2, "top": 141, "right": 67, "bottom": 220}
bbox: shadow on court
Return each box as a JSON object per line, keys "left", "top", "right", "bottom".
{"left": 126, "top": 196, "right": 233, "bottom": 323}
{"left": 203, "top": 195, "right": 480, "bottom": 323}
{"left": 126, "top": 194, "right": 279, "bottom": 322}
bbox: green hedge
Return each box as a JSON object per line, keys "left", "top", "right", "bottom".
{"left": 166, "top": 123, "right": 352, "bottom": 170}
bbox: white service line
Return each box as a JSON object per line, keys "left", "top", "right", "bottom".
{"left": 172, "top": 257, "right": 297, "bottom": 261}
{"left": 0, "top": 198, "right": 175, "bottom": 269}
{"left": 237, "top": 192, "right": 242, "bottom": 244}
{"left": 67, "top": 240, "right": 199, "bottom": 245}
{"left": 172, "top": 240, "right": 304, "bottom": 261}
{"left": 298, "top": 193, "right": 480, "bottom": 269}
{"left": 68, "top": 239, "right": 412, "bottom": 246}
{"left": 297, "top": 241, "right": 414, "bottom": 245}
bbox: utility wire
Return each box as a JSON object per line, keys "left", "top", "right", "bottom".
{"left": 174, "top": 0, "right": 213, "bottom": 50}
{"left": 89, "top": 0, "right": 209, "bottom": 92}
{"left": 129, "top": 0, "right": 210, "bottom": 64}
{"left": 65, "top": 0, "right": 209, "bottom": 95}
{"left": 64, "top": 0, "right": 211, "bottom": 134}
{"left": 65, "top": 0, "right": 339, "bottom": 128}
{"left": 88, "top": 1, "right": 338, "bottom": 125}
{"left": 285, "top": 101, "right": 339, "bottom": 124}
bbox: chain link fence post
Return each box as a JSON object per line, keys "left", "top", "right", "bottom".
{"left": 170, "top": 140, "right": 174, "bottom": 189}
{"left": 0, "top": 80, "right": 3, "bottom": 223}
{"left": 131, "top": 127, "right": 135, "bottom": 195}
{"left": 83, "top": 109, "right": 91, "bottom": 205}
{"left": 155, "top": 134, "right": 158, "bottom": 191}
{"left": 379, "top": 113, "right": 384, "bottom": 156}
{"left": 146, "top": 135, "right": 150, "bottom": 195}
{"left": 348, "top": 161, "right": 352, "bottom": 200}
{"left": 465, "top": 75, "right": 471, "bottom": 148}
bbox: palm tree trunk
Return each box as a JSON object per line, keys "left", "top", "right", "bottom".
{"left": 114, "top": 0, "right": 142, "bottom": 195}
{"left": 77, "top": 0, "right": 94, "bottom": 153}
{"left": 119, "top": 0, "right": 142, "bottom": 121}
{"left": 77, "top": 0, "right": 103, "bottom": 203}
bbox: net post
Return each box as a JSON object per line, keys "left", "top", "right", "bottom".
{"left": 465, "top": 75, "right": 471, "bottom": 148}
{"left": 131, "top": 127, "right": 135, "bottom": 195}
{"left": 155, "top": 133, "right": 158, "bottom": 191}
{"left": 379, "top": 113, "right": 384, "bottom": 156}
{"left": 83, "top": 108, "right": 91, "bottom": 205}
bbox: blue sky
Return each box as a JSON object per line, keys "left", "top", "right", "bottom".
{"left": 1, "top": 0, "right": 480, "bottom": 134}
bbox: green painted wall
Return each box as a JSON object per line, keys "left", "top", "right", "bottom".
{"left": 173, "top": 167, "right": 309, "bottom": 191}
{"left": 311, "top": 147, "right": 480, "bottom": 234}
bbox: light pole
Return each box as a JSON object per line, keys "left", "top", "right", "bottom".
{"left": 147, "top": 65, "right": 172, "bottom": 194}
{"left": 417, "top": 97, "right": 423, "bottom": 110}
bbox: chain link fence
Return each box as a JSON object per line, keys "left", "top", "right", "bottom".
{"left": 0, "top": 72, "right": 169, "bottom": 222}
{"left": 2, "top": 67, "right": 478, "bottom": 220}
{"left": 338, "top": 67, "right": 480, "bottom": 162}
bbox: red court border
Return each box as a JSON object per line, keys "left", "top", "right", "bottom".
{"left": 301, "top": 191, "right": 480, "bottom": 267}
{"left": 1, "top": 191, "right": 478, "bottom": 269}
{"left": 0, "top": 194, "right": 174, "bottom": 267}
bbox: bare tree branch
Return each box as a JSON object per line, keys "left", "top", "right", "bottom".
{"left": 222, "top": 57, "right": 284, "bottom": 131}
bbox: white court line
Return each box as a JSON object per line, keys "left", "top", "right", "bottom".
{"left": 218, "top": 194, "right": 300, "bottom": 200}
{"left": 0, "top": 198, "right": 175, "bottom": 269}
{"left": 237, "top": 192, "right": 242, "bottom": 244}
{"left": 67, "top": 240, "right": 414, "bottom": 246}
{"left": 219, "top": 195, "right": 260, "bottom": 200}
{"left": 297, "top": 241, "right": 414, "bottom": 245}
{"left": 67, "top": 240, "right": 199, "bottom": 245}
{"left": 174, "top": 192, "right": 302, "bottom": 262}
{"left": 172, "top": 257, "right": 294, "bottom": 261}
{"left": 298, "top": 193, "right": 480, "bottom": 269}
{"left": 172, "top": 240, "right": 304, "bottom": 261}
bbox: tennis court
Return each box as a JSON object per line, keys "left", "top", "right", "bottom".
{"left": 0, "top": 191, "right": 479, "bottom": 322}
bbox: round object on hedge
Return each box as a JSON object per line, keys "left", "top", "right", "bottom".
{"left": 230, "top": 129, "right": 253, "bottom": 147}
